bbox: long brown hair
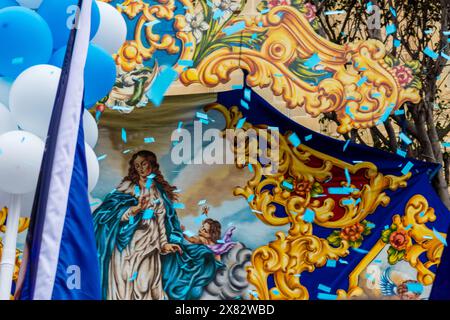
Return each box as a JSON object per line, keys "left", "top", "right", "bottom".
{"left": 203, "top": 218, "right": 221, "bottom": 243}
{"left": 122, "top": 150, "right": 178, "bottom": 201}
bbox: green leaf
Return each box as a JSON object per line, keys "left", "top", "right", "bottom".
{"left": 327, "top": 231, "right": 342, "bottom": 247}
{"left": 381, "top": 229, "right": 392, "bottom": 243}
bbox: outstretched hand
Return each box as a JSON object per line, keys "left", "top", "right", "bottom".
{"left": 162, "top": 243, "right": 183, "bottom": 255}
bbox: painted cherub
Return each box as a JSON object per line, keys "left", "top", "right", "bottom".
{"left": 380, "top": 267, "right": 423, "bottom": 300}
{"left": 184, "top": 217, "right": 222, "bottom": 246}
{"left": 183, "top": 206, "right": 237, "bottom": 260}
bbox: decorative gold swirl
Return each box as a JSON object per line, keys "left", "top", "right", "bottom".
{"left": 0, "top": 206, "right": 29, "bottom": 299}
{"left": 338, "top": 194, "right": 447, "bottom": 299}
{"left": 183, "top": 6, "right": 420, "bottom": 133}
{"left": 204, "top": 102, "right": 411, "bottom": 300}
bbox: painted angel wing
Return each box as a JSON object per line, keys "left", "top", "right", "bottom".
{"left": 222, "top": 226, "right": 236, "bottom": 243}
{"left": 380, "top": 267, "right": 397, "bottom": 296}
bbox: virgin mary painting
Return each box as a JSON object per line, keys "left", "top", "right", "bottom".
{"left": 93, "top": 150, "right": 222, "bottom": 300}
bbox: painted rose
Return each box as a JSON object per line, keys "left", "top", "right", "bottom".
{"left": 267, "top": 0, "right": 291, "bottom": 9}
{"left": 389, "top": 229, "right": 409, "bottom": 251}
{"left": 294, "top": 178, "right": 312, "bottom": 197}
{"left": 392, "top": 65, "right": 414, "bottom": 87}
{"left": 183, "top": 12, "right": 209, "bottom": 44}
{"left": 340, "top": 223, "right": 365, "bottom": 242}
{"left": 304, "top": 3, "right": 317, "bottom": 22}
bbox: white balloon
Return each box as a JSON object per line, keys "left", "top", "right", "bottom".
{"left": 0, "top": 131, "right": 45, "bottom": 195}
{"left": 0, "top": 189, "right": 35, "bottom": 218}
{"left": 85, "top": 143, "right": 99, "bottom": 192}
{"left": 9, "top": 65, "right": 61, "bottom": 139}
{"left": 0, "top": 77, "right": 12, "bottom": 107}
{"left": 16, "top": 0, "right": 43, "bottom": 9}
{"left": 91, "top": 1, "right": 127, "bottom": 54}
{"left": 83, "top": 111, "right": 98, "bottom": 148}
{"left": 0, "top": 103, "right": 17, "bottom": 135}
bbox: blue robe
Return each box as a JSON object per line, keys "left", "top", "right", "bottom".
{"left": 93, "top": 183, "right": 223, "bottom": 300}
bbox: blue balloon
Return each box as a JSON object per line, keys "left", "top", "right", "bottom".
{"left": 38, "top": 0, "right": 100, "bottom": 50}
{"left": 0, "top": 0, "right": 18, "bottom": 9}
{"left": 0, "top": 7, "right": 53, "bottom": 78}
{"left": 50, "top": 44, "right": 116, "bottom": 107}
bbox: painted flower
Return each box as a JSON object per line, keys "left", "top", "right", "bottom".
{"left": 183, "top": 13, "right": 210, "bottom": 44}
{"left": 389, "top": 229, "right": 409, "bottom": 251}
{"left": 304, "top": 3, "right": 317, "bottom": 22}
{"left": 340, "top": 222, "right": 365, "bottom": 242}
{"left": 392, "top": 65, "right": 414, "bottom": 87}
{"left": 267, "top": 0, "right": 291, "bottom": 9}
{"left": 212, "top": 0, "right": 241, "bottom": 22}
{"left": 327, "top": 220, "right": 373, "bottom": 248}
{"left": 119, "top": 0, "right": 145, "bottom": 19}
{"left": 293, "top": 178, "right": 312, "bottom": 197}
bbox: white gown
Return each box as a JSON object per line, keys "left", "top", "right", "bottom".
{"left": 107, "top": 181, "right": 169, "bottom": 300}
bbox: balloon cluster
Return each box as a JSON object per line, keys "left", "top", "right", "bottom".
{"left": 0, "top": 0, "right": 127, "bottom": 214}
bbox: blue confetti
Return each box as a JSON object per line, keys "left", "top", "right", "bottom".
{"left": 326, "top": 260, "right": 337, "bottom": 268}
{"left": 304, "top": 53, "right": 321, "bottom": 68}
{"left": 401, "top": 161, "right": 414, "bottom": 175}
{"left": 318, "top": 284, "right": 331, "bottom": 293}
{"left": 433, "top": 228, "right": 448, "bottom": 246}
{"left": 357, "top": 76, "right": 368, "bottom": 87}
{"left": 134, "top": 185, "right": 140, "bottom": 197}
{"left": 248, "top": 194, "right": 255, "bottom": 202}
{"left": 406, "top": 283, "right": 423, "bottom": 294}
{"left": 305, "top": 134, "right": 312, "bottom": 141}
{"left": 328, "top": 187, "right": 355, "bottom": 195}
{"left": 213, "top": 8, "right": 224, "bottom": 20}
{"left": 344, "top": 168, "right": 351, "bottom": 186}
{"left": 399, "top": 132, "right": 412, "bottom": 145}
{"left": 198, "top": 199, "right": 207, "bottom": 206}
{"left": 282, "top": 180, "right": 294, "bottom": 190}
{"left": 223, "top": 21, "right": 246, "bottom": 36}
{"left": 129, "top": 271, "right": 138, "bottom": 281}
{"left": 376, "top": 106, "right": 394, "bottom": 125}
{"left": 317, "top": 293, "right": 338, "bottom": 300}
{"left": 394, "top": 109, "right": 405, "bottom": 115}
{"left": 97, "top": 154, "right": 107, "bottom": 161}
{"left": 352, "top": 247, "right": 369, "bottom": 254}
{"left": 389, "top": 6, "right": 397, "bottom": 17}
{"left": 173, "top": 203, "right": 185, "bottom": 209}
{"left": 232, "top": 84, "right": 243, "bottom": 89}
{"left": 303, "top": 208, "right": 315, "bottom": 223}
{"left": 342, "top": 199, "right": 355, "bottom": 206}
{"left": 143, "top": 209, "right": 154, "bottom": 220}
{"left": 393, "top": 39, "right": 401, "bottom": 47}
{"left": 248, "top": 163, "right": 253, "bottom": 173}
{"left": 386, "top": 24, "right": 397, "bottom": 35}
{"left": 178, "top": 59, "right": 193, "bottom": 67}
{"left": 11, "top": 57, "right": 24, "bottom": 65}
{"left": 196, "top": 112, "right": 208, "bottom": 120}
{"left": 147, "top": 67, "right": 178, "bottom": 107}
{"left": 289, "top": 133, "right": 301, "bottom": 148}
{"left": 240, "top": 99, "right": 249, "bottom": 109}
{"left": 396, "top": 149, "right": 407, "bottom": 157}
{"left": 121, "top": 128, "right": 127, "bottom": 143}
{"left": 144, "top": 137, "right": 155, "bottom": 144}
{"left": 324, "top": 10, "right": 346, "bottom": 15}
{"left": 236, "top": 117, "right": 246, "bottom": 129}
{"left": 343, "top": 140, "right": 350, "bottom": 151}
{"left": 144, "top": 19, "right": 160, "bottom": 27}
{"left": 339, "top": 259, "right": 348, "bottom": 264}
{"left": 424, "top": 47, "right": 439, "bottom": 59}
{"left": 244, "top": 88, "right": 251, "bottom": 101}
